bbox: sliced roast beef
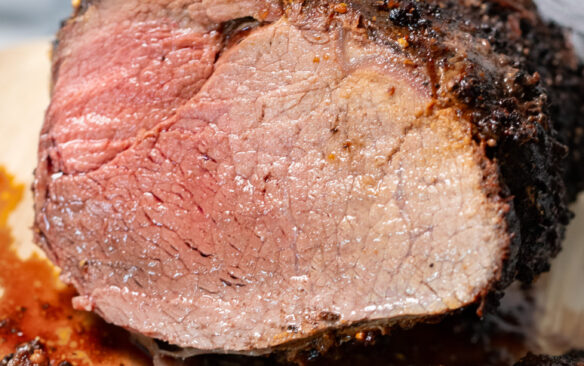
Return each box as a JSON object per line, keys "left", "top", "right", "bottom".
{"left": 34, "top": 0, "right": 583, "bottom": 354}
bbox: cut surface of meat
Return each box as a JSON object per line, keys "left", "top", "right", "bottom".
{"left": 34, "top": 0, "right": 582, "bottom": 354}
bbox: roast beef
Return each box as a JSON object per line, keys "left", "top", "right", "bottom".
{"left": 33, "top": 0, "right": 583, "bottom": 354}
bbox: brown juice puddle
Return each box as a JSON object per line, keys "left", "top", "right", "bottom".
{"left": 0, "top": 167, "right": 151, "bottom": 365}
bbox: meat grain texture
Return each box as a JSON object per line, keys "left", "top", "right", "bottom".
{"left": 34, "top": 0, "right": 584, "bottom": 354}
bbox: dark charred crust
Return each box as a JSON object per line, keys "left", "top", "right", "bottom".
{"left": 0, "top": 338, "right": 51, "bottom": 366}
{"left": 52, "top": 0, "right": 97, "bottom": 60}
{"left": 514, "top": 350, "right": 584, "bottom": 366}
{"left": 441, "top": 0, "right": 581, "bottom": 286}
{"left": 295, "top": 0, "right": 583, "bottom": 288}
{"left": 73, "top": 0, "right": 97, "bottom": 17}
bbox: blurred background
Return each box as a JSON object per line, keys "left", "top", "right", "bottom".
{"left": 0, "top": 0, "right": 582, "bottom": 54}
{"left": 0, "top": 0, "right": 70, "bottom": 49}
{"left": 537, "top": 0, "right": 584, "bottom": 58}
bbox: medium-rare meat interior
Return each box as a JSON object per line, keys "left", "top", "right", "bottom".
{"left": 33, "top": 0, "right": 584, "bottom": 355}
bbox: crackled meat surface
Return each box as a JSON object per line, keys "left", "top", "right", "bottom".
{"left": 34, "top": 0, "right": 582, "bottom": 354}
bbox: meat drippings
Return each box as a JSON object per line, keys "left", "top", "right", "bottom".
{"left": 0, "top": 167, "right": 150, "bottom": 365}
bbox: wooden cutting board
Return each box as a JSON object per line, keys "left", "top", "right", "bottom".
{"left": 0, "top": 41, "right": 582, "bottom": 363}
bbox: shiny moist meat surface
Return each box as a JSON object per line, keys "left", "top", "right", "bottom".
{"left": 34, "top": 0, "right": 580, "bottom": 354}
